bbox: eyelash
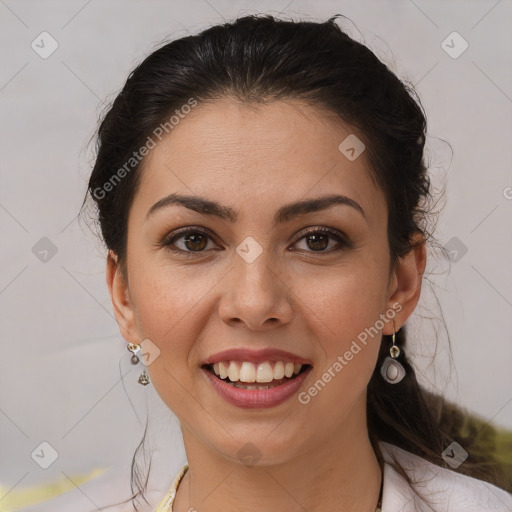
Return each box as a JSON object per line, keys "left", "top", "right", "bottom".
{"left": 161, "top": 226, "right": 352, "bottom": 257}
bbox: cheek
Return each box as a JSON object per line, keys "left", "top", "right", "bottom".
{"left": 128, "top": 249, "right": 206, "bottom": 329}
{"left": 299, "top": 253, "right": 389, "bottom": 385}
{"left": 127, "top": 264, "right": 205, "bottom": 412}
{"left": 298, "top": 278, "right": 384, "bottom": 421}
{"left": 126, "top": 260, "right": 205, "bottom": 364}
{"left": 300, "top": 255, "right": 389, "bottom": 334}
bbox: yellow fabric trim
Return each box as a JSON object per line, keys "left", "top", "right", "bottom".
{"left": 155, "top": 464, "right": 189, "bottom": 512}
{"left": 0, "top": 468, "right": 107, "bottom": 512}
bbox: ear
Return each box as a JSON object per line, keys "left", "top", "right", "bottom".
{"left": 383, "top": 231, "right": 427, "bottom": 335}
{"left": 106, "top": 250, "right": 139, "bottom": 343}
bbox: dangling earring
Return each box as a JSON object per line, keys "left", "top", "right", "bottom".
{"left": 380, "top": 322, "right": 406, "bottom": 384}
{"left": 127, "top": 343, "right": 150, "bottom": 386}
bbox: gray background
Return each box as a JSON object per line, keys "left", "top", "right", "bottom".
{"left": 1, "top": 0, "right": 511, "bottom": 510}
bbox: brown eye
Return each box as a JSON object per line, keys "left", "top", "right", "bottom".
{"left": 163, "top": 228, "right": 218, "bottom": 254}
{"left": 162, "top": 226, "right": 351, "bottom": 257}
{"left": 293, "top": 227, "right": 350, "bottom": 253}
{"left": 304, "top": 233, "right": 329, "bottom": 251}
{"left": 181, "top": 232, "right": 208, "bottom": 251}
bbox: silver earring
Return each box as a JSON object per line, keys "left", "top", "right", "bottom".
{"left": 380, "top": 323, "right": 405, "bottom": 384}
{"left": 127, "top": 343, "right": 150, "bottom": 386}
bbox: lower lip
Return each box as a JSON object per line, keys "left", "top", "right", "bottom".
{"left": 202, "top": 366, "right": 312, "bottom": 409}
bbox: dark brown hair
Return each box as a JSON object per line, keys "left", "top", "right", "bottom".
{"left": 83, "top": 13, "right": 507, "bottom": 511}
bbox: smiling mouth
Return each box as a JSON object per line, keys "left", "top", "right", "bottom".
{"left": 202, "top": 361, "right": 312, "bottom": 390}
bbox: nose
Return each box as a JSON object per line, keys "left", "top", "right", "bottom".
{"left": 218, "top": 247, "right": 293, "bottom": 331}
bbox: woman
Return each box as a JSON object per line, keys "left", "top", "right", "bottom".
{"left": 82, "top": 14, "right": 511, "bottom": 512}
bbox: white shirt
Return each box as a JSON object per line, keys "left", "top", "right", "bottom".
{"left": 20, "top": 441, "right": 512, "bottom": 511}
{"left": 379, "top": 441, "right": 512, "bottom": 511}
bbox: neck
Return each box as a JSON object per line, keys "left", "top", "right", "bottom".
{"left": 173, "top": 396, "right": 382, "bottom": 512}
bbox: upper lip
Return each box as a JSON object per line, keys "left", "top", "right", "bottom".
{"left": 201, "top": 348, "right": 313, "bottom": 366}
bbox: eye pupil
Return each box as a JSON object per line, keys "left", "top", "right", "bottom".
{"left": 306, "top": 233, "right": 329, "bottom": 251}
{"left": 184, "top": 233, "right": 207, "bottom": 251}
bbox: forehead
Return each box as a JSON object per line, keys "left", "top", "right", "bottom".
{"left": 133, "top": 98, "right": 386, "bottom": 226}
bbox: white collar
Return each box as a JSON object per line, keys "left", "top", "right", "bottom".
{"left": 379, "top": 441, "right": 512, "bottom": 511}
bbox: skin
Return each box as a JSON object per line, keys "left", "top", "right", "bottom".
{"left": 106, "top": 98, "right": 426, "bottom": 512}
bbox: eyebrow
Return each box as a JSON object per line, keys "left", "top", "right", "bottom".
{"left": 146, "top": 192, "right": 366, "bottom": 225}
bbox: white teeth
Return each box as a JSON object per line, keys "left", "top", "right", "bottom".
{"left": 239, "top": 362, "right": 256, "bottom": 383}
{"left": 210, "top": 360, "right": 305, "bottom": 383}
{"left": 256, "top": 362, "right": 274, "bottom": 383}
{"left": 218, "top": 361, "right": 229, "bottom": 379}
{"left": 273, "top": 361, "right": 285, "bottom": 379}
{"left": 227, "top": 361, "right": 240, "bottom": 382}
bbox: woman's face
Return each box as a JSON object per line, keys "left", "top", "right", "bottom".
{"left": 108, "top": 98, "right": 419, "bottom": 465}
